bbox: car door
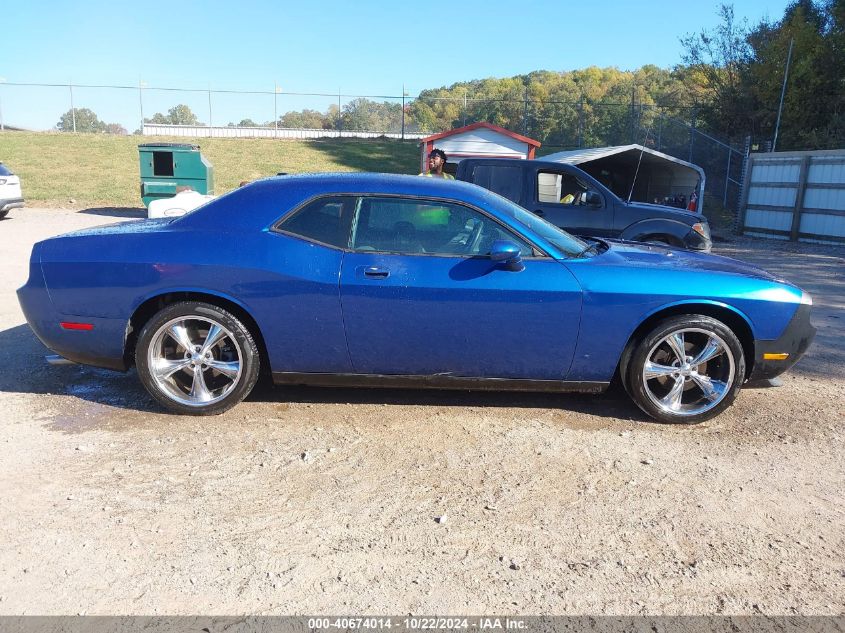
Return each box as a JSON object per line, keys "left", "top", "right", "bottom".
{"left": 532, "top": 168, "right": 614, "bottom": 237}
{"left": 339, "top": 195, "right": 582, "bottom": 379}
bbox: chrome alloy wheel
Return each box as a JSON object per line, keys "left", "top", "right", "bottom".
{"left": 147, "top": 316, "right": 244, "bottom": 408}
{"left": 641, "top": 327, "right": 735, "bottom": 418}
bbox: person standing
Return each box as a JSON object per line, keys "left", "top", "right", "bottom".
{"left": 419, "top": 148, "right": 454, "bottom": 179}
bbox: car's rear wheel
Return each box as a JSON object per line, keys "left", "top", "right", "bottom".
{"left": 627, "top": 315, "right": 745, "bottom": 424}
{"left": 135, "top": 302, "right": 260, "bottom": 415}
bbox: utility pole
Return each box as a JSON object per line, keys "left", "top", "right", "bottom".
{"left": 207, "top": 84, "right": 213, "bottom": 128}
{"left": 772, "top": 38, "right": 794, "bottom": 152}
{"left": 630, "top": 84, "right": 635, "bottom": 143}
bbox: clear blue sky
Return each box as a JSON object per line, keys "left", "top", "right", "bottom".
{"left": 1, "top": 0, "right": 789, "bottom": 131}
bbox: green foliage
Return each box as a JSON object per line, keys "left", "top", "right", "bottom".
{"left": 146, "top": 104, "right": 201, "bottom": 126}
{"left": 56, "top": 107, "right": 106, "bottom": 133}
{"left": 279, "top": 109, "right": 330, "bottom": 129}
{"left": 56, "top": 108, "right": 128, "bottom": 134}
{"left": 341, "top": 98, "right": 405, "bottom": 132}
{"left": 681, "top": 1, "right": 845, "bottom": 149}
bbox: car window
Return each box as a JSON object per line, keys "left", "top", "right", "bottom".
{"left": 537, "top": 171, "right": 591, "bottom": 205}
{"left": 470, "top": 164, "right": 523, "bottom": 203}
{"left": 351, "top": 197, "right": 533, "bottom": 257}
{"left": 0, "top": 164, "right": 12, "bottom": 176}
{"left": 276, "top": 195, "right": 356, "bottom": 249}
{"left": 482, "top": 190, "right": 589, "bottom": 256}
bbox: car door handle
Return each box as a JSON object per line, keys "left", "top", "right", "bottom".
{"left": 362, "top": 266, "right": 390, "bottom": 279}
{"left": 533, "top": 209, "right": 545, "bottom": 217}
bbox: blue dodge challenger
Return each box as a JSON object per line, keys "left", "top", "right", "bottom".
{"left": 17, "top": 174, "right": 815, "bottom": 423}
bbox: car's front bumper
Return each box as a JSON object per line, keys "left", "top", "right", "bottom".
{"left": 0, "top": 197, "right": 24, "bottom": 213}
{"left": 748, "top": 299, "right": 816, "bottom": 381}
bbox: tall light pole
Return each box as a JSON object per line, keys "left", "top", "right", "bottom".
{"left": 772, "top": 38, "right": 794, "bottom": 153}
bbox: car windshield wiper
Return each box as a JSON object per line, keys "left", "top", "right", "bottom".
{"left": 572, "top": 239, "right": 600, "bottom": 259}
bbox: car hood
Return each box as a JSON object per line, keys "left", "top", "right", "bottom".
{"left": 598, "top": 239, "right": 781, "bottom": 282}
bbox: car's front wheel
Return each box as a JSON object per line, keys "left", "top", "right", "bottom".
{"left": 135, "top": 302, "right": 260, "bottom": 415}
{"left": 627, "top": 315, "right": 745, "bottom": 424}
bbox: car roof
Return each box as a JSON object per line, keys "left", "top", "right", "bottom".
{"left": 178, "top": 172, "right": 514, "bottom": 231}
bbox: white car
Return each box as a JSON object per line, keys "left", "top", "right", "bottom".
{"left": 147, "top": 189, "right": 216, "bottom": 219}
{"left": 0, "top": 162, "right": 24, "bottom": 219}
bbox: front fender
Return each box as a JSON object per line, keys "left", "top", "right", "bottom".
{"left": 619, "top": 218, "right": 695, "bottom": 245}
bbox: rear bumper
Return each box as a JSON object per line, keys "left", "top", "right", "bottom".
{"left": 0, "top": 197, "right": 24, "bottom": 213}
{"left": 748, "top": 301, "right": 815, "bottom": 381}
{"left": 17, "top": 265, "right": 129, "bottom": 372}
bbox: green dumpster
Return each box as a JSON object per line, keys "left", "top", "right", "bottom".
{"left": 138, "top": 143, "right": 214, "bottom": 208}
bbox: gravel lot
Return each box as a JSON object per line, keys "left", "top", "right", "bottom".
{"left": 0, "top": 208, "right": 842, "bottom": 616}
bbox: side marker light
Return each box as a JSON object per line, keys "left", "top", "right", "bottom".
{"left": 60, "top": 322, "right": 94, "bottom": 331}
{"left": 763, "top": 353, "right": 789, "bottom": 361}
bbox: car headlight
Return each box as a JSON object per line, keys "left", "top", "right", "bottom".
{"left": 692, "top": 222, "right": 710, "bottom": 240}
{"left": 801, "top": 291, "right": 813, "bottom": 305}
{"left": 0, "top": 179, "right": 7, "bottom": 185}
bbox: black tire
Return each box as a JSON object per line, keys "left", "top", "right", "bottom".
{"left": 0, "top": 210, "right": 9, "bottom": 220}
{"left": 626, "top": 315, "right": 745, "bottom": 424}
{"left": 135, "top": 301, "right": 261, "bottom": 415}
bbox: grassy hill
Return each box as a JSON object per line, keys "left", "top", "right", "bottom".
{"left": 0, "top": 132, "right": 421, "bottom": 208}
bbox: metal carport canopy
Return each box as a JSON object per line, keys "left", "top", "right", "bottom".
{"left": 540, "top": 144, "right": 706, "bottom": 208}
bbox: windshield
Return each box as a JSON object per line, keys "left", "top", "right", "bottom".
{"left": 0, "top": 164, "right": 12, "bottom": 176}
{"left": 483, "top": 189, "right": 588, "bottom": 256}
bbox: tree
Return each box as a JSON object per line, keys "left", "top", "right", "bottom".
{"left": 279, "top": 109, "right": 328, "bottom": 129}
{"left": 145, "top": 104, "right": 201, "bottom": 126}
{"left": 679, "top": 4, "right": 755, "bottom": 139}
{"left": 747, "top": 0, "right": 841, "bottom": 148}
{"left": 103, "top": 123, "right": 128, "bottom": 135}
{"left": 56, "top": 107, "right": 106, "bottom": 133}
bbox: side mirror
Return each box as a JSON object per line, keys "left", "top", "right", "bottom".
{"left": 490, "top": 240, "right": 525, "bottom": 272}
{"left": 584, "top": 191, "right": 602, "bottom": 206}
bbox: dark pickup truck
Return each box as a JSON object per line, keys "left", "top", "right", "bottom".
{"left": 455, "top": 158, "right": 711, "bottom": 251}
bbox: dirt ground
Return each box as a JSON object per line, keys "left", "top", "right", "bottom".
{"left": 0, "top": 208, "right": 842, "bottom": 616}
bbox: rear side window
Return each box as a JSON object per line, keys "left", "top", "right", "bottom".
{"left": 470, "top": 165, "right": 523, "bottom": 203}
{"left": 537, "top": 171, "right": 590, "bottom": 205}
{"left": 0, "top": 164, "right": 12, "bottom": 176}
{"left": 276, "top": 196, "right": 357, "bottom": 249}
